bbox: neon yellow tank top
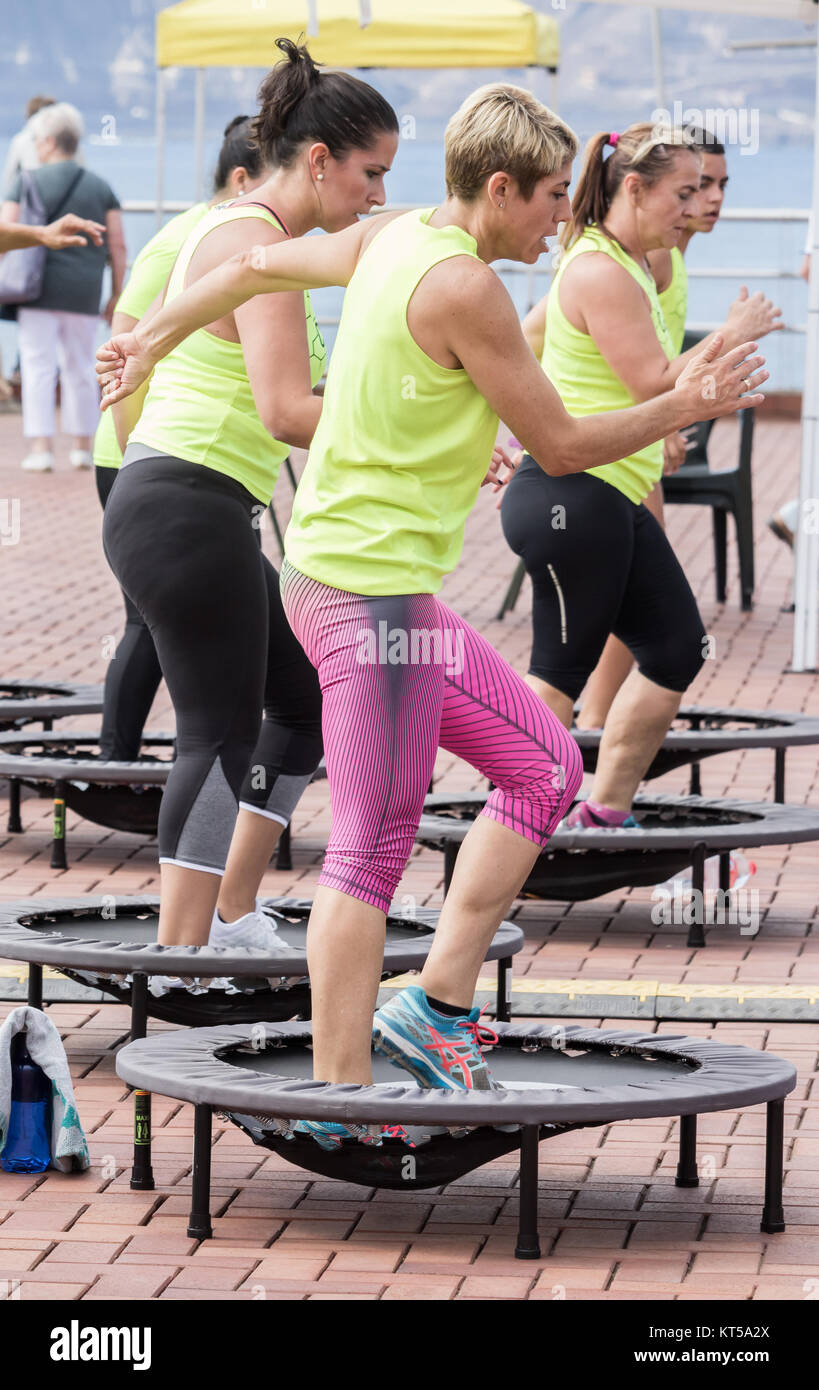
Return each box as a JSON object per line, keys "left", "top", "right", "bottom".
{"left": 658, "top": 246, "right": 688, "bottom": 355}
{"left": 130, "top": 201, "right": 326, "bottom": 505}
{"left": 544, "top": 226, "right": 675, "bottom": 505}
{"left": 93, "top": 201, "right": 209, "bottom": 471}
{"left": 284, "top": 209, "right": 499, "bottom": 596}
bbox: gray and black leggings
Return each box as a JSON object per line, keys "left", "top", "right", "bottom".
{"left": 96, "top": 464, "right": 163, "bottom": 760}
{"left": 500, "top": 457, "right": 706, "bottom": 701}
{"left": 102, "top": 453, "right": 323, "bottom": 874}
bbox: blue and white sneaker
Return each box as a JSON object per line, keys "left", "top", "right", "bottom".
{"left": 291, "top": 1120, "right": 415, "bottom": 1151}
{"left": 372, "top": 985, "right": 497, "bottom": 1092}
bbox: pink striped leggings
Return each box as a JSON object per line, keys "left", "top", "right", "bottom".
{"left": 281, "top": 560, "right": 583, "bottom": 914}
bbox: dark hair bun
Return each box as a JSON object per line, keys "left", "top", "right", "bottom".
{"left": 213, "top": 114, "right": 264, "bottom": 193}
{"left": 254, "top": 37, "right": 321, "bottom": 150}
{"left": 251, "top": 34, "right": 398, "bottom": 170}
{"left": 223, "top": 114, "right": 251, "bottom": 138}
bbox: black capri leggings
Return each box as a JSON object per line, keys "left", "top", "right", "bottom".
{"left": 102, "top": 454, "right": 323, "bottom": 874}
{"left": 500, "top": 457, "right": 706, "bottom": 702}
{"left": 96, "top": 465, "right": 163, "bottom": 761}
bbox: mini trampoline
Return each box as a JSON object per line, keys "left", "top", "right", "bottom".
{"left": 416, "top": 791, "right": 819, "bottom": 947}
{"left": 0, "top": 729, "right": 173, "bottom": 864}
{"left": 0, "top": 680, "right": 103, "bottom": 732}
{"left": 0, "top": 686, "right": 104, "bottom": 839}
{"left": 573, "top": 704, "right": 819, "bottom": 801}
{"left": 0, "top": 893, "right": 522, "bottom": 1192}
{"left": 115, "top": 1020, "right": 796, "bottom": 1258}
{"left": 0, "top": 730, "right": 325, "bottom": 872}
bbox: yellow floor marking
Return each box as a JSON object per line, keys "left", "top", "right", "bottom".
{"left": 381, "top": 975, "right": 819, "bottom": 1002}
{"left": 2, "top": 962, "right": 816, "bottom": 1006}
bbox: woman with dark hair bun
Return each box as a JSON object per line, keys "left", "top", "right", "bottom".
{"left": 99, "top": 39, "right": 398, "bottom": 963}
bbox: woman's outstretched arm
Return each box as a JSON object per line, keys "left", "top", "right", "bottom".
{"left": 97, "top": 214, "right": 381, "bottom": 407}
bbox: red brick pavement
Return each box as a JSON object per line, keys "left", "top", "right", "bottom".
{"left": 0, "top": 413, "right": 817, "bottom": 1300}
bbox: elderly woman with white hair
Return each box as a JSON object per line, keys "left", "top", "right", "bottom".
{"left": 1, "top": 101, "right": 125, "bottom": 472}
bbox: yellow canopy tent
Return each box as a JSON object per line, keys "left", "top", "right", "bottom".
{"left": 153, "top": 0, "right": 560, "bottom": 215}
{"left": 156, "top": 0, "right": 560, "bottom": 70}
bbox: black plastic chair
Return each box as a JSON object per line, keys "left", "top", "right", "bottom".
{"left": 662, "top": 407, "right": 756, "bottom": 611}
{"left": 268, "top": 456, "right": 299, "bottom": 559}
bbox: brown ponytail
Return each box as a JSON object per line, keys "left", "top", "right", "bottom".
{"left": 561, "top": 121, "right": 699, "bottom": 249}
{"left": 252, "top": 36, "right": 398, "bottom": 169}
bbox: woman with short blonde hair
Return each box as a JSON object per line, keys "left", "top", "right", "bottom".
{"left": 98, "top": 85, "right": 765, "bottom": 1141}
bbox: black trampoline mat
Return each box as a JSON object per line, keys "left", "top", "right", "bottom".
{"left": 16, "top": 907, "right": 435, "bottom": 952}
{"left": 430, "top": 797, "right": 762, "bottom": 830}
{"left": 20, "top": 911, "right": 160, "bottom": 943}
{"left": 224, "top": 1039, "right": 698, "bottom": 1090}
{"left": 1, "top": 684, "right": 74, "bottom": 699}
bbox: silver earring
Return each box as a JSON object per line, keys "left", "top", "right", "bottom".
{"left": 499, "top": 201, "right": 504, "bottom": 208}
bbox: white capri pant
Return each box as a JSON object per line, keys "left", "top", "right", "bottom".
{"left": 17, "top": 307, "right": 100, "bottom": 439}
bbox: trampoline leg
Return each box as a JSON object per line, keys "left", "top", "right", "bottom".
{"left": 515, "top": 1125, "right": 541, "bottom": 1260}
{"left": 774, "top": 748, "right": 786, "bottom": 805}
{"left": 761, "top": 1098, "right": 786, "bottom": 1234}
{"left": 686, "top": 843, "right": 707, "bottom": 949}
{"left": 7, "top": 779, "right": 22, "bottom": 833}
{"left": 688, "top": 761, "right": 702, "bottom": 797}
{"left": 130, "top": 971, "right": 149, "bottom": 1042}
{"left": 443, "top": 842, "right": 458, "bottom": 898}
{"left": 719, "top": 852, "right": 731, "bottom": 894}
{"left": 675, "top": 1114, "right": 699, "bottom": 1187}
{"left": 276, "top": 821, "right": 292, "bottom": 872}
{"left": 496, "top": 957, "right": 513, "bottom": 1023}
{"left": 129, "top": 972, "right": 155, "bottom": 1192}
{"left": 188, "top": 1104, "right": 214, "bottom": 1240}
{"left": 27, "top": 962, "right": 43, "bottom": 1011}
{"left": 50, "top": 780, "right": 67, "bottom": 870}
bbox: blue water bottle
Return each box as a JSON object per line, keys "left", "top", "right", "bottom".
{"left": 1, "top": 1032, "right": 52, "bottom": 1173}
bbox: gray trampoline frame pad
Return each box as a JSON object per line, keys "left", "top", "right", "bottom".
{"left": 418, "top": 791, "right": 819, "bottom": 853}
{"left": 573, "top": 704, "right": 819, "bottom": 755}
{"left": 115, "top": 1021, "right": 797, "bottom": 1128}
{"left": 0, "top": 895, "right": 523, "bottom": 980}
{"left": 0, "top": 682, "right": 104, "bottom": 723}
{"left": 0, "top": 731, "right": 175, "bottom": 786}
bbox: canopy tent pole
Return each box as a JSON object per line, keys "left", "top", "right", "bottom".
{"left": 792, "top": 30, "right": 819, "bottom": 673}
{"left": 155, "top": 67, "right": 166, "bottom": 232}
{"left": 194, "top": 67, "right": 206, "bottom": 203}
{"left": 550, "top": 68, "right": 559, "bottom": 113}
{"left": 651, "top": 8, "right": 665, "bottom": 109}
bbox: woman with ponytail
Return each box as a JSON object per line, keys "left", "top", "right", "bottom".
{"left": 501, "top": 122, "right": 779, "bottom": 831}
{"left": 521, "top": 127, "right": 782, "bottom": 734}
{"left": 100, "top": 39, "right": 398, "bottom": 960}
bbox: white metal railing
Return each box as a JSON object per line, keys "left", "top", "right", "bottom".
{"left": 119, "top": 201, "right": 810, "bottom": 333}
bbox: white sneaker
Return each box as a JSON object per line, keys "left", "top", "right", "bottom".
{"left": 21, "top": 451, "right": 54, "bottom": 472}
{"left": 69, "top": 449, "right": 93, "bottom": 469}
{"left": 147, "top": 975, "right": 187, "bottom": 997}
{"left": 209, "top": 902, "right": 293, "bottom": 956}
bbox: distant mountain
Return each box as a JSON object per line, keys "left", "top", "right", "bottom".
{"left": 0, "top": 0, "right": 813, "bottom": 146}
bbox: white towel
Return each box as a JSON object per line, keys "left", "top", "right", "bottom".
{"left": 0, "top": 1005, "right": 90, "bottom": 1172}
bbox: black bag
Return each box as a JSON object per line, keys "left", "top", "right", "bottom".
{"left": 0, "top": 166, "right": 86, "bottom": 308}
